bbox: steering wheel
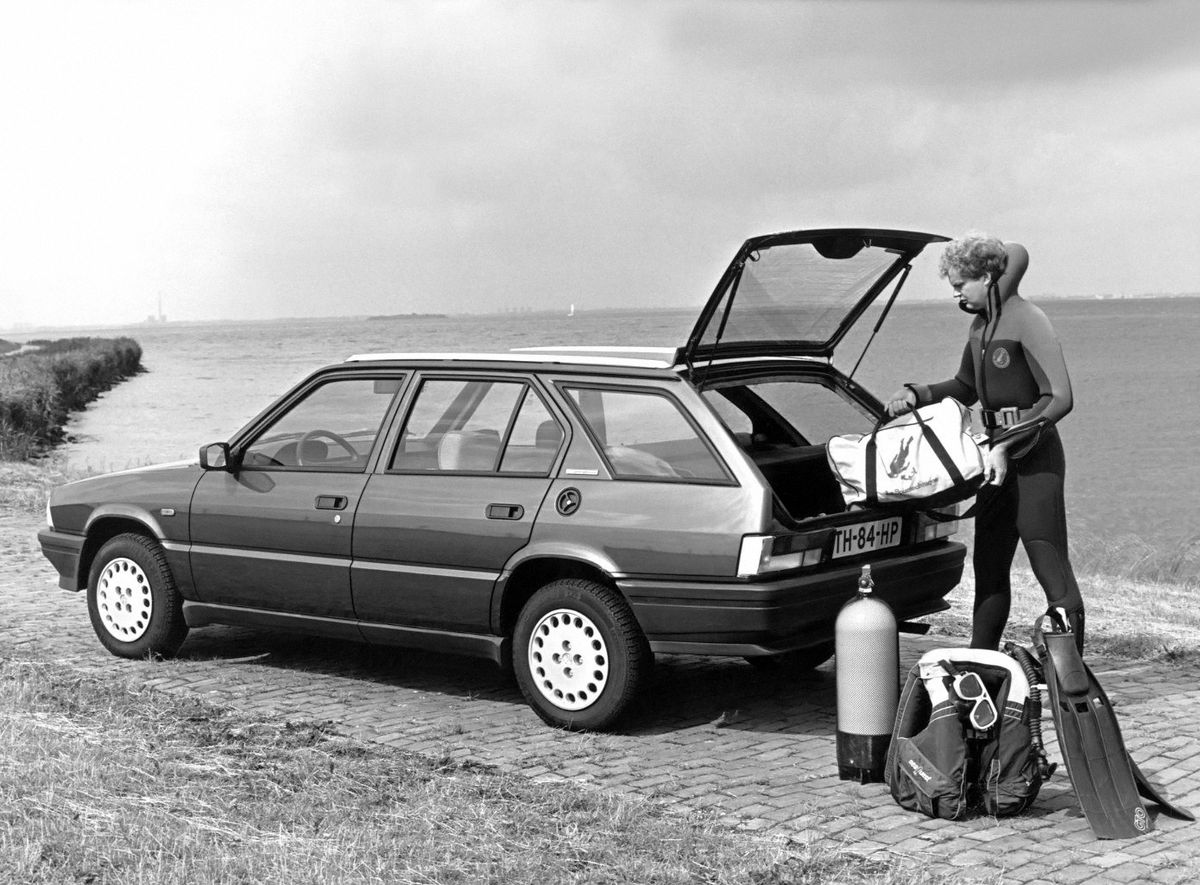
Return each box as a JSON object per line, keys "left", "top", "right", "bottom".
{"left": 296, "top": 429, "right": 358, "bottom": 467}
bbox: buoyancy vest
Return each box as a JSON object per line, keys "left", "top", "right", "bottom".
{"left": 885, "top": 647, "right": 1047, "bottom": 819}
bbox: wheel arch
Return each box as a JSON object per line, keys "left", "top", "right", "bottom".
{"left": 493, "top": 550, "right": 623, "bottom": 639}
{"left": 77, "top": 512, "right": 163, "bottom": 591}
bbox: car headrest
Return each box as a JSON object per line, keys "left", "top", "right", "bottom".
{"left": 535, "top": 419, "right": 564, "bottom": 449}
{"left": 437, "top": 429, "right": 501, "bottom": 471}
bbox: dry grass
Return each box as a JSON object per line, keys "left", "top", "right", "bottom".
{"left": 926, "top": 559, "right": 1200, "bottom": 662}
{"left": 1070, "top": 531, "right": 1200, "bottom": 587}
{"left": 0, "top": 658, "right": 964, "bottom": 885}
{"left": 0, "top": 457, "right": 88, "bottom": 517}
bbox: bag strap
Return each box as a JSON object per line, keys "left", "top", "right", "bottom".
{"left": 910, "top": 405, "right": 967, "bottom": 487}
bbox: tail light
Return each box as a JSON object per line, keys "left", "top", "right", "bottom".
{"left": 915, "top": 505, "right": 960, "bottom": 543}
{"left": 737, "top": 529, "right": 832, "bottom": 577}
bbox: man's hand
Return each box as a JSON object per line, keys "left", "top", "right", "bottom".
{"left": 985, "top": 443, "right": 1010, "bottom": 486}
{"left": 885, "top": 387, "right": 916, "bottom": 417}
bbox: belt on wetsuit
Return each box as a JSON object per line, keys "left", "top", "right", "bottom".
{"left": 976, "top": 406, "right": 1036, "bottom": 430}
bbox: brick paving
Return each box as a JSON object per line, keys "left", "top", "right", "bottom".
{"left": 3, "top": 511, "right": 1198, "bottom": 883}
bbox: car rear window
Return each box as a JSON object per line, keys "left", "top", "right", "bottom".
{"left": 563, "top": 386, "right": 728, "bottom": 482}
{"left": 703, "top": 378, "right": 874, "bottom": 447}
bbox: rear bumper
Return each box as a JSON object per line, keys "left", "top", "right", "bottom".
{"left": 619, "top": 541, "right": 965, "bottom": 656}
{"left": 37, "top": 528, "right": 85, "bottom": 591}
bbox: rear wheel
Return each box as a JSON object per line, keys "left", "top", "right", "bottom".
{"left": 513, "top": 578, "right": 650, "bottom": 731}
{"left": 87, "top": 533, "right": 188, "bottom": 659}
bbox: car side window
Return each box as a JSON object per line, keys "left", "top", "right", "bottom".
{"left": 391, "top": 378, "right": 560, "bottom": 474}
{"left": 564, "top": 386, "right": 727, "bottom": 481}
{"left": 702, "top": 392, "right": 754, "bottom": 441}
{"left": 499, "top": 389, "right": 563, "bottom": 474}
{"left": 241, "top": 377, "right": 403, "bottom": 472}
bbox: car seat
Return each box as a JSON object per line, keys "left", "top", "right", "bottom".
{"left": 437, "top": 429, "right": 501, "bottom": 471}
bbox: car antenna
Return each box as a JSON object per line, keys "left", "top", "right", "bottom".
{"left": 847, "top": 263, "right": 911, "bottom": 385}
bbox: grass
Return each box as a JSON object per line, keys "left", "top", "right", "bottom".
{"left": 924, "top": 547, "right": 1200, "bottom": 661}
{"left": 0, "top": 456, "right": 84, "bottom": 516}
{"left": 0, "top": 337, "right": 142, "bottom": 460}
{"left": 1069, "top": 531, "right": 1200, "bottom": 587}
{"left": 0, "top": 657, "right": 962, "bottom": 885}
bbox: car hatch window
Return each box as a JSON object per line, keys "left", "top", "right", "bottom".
{"left": 563, "top": 386, "right": 727, "bottom": 482}
{"left": 241, "top": 376, "right": 403, "bottom": 472}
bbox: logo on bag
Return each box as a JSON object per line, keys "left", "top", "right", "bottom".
{"left": 906, "top": 758, "right": 933, "bottom": 783}
{"left": 885, "top": 435, "right": 916, "bottom": 480}
{"left": 991, "top": 346, "right": 1011, "bottom": 369}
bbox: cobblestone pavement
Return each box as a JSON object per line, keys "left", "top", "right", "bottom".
{"left": 4, "top": 512, "right": 1198, "bottom": 883}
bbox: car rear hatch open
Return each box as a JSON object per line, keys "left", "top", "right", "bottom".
{"left": 680, "top": 228, "right": 963, "bottom": 570}
{"left": 680, "top": 228, "right": 949, "bottom": 367}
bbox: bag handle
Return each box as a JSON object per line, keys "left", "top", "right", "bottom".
{"left": 864, "top": 401, "right": 967, "bottom": 505}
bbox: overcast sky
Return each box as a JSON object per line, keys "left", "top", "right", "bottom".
{"left": 2, "top": 0, "right": 1198, "bottom": 328}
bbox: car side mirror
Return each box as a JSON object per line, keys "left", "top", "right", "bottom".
{"left": 200, "top": 442, "right": 235, "bottom": 471}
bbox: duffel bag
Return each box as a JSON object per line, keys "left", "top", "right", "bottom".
{"left": 826, "top": 397, "right": 984, "bottom": 509}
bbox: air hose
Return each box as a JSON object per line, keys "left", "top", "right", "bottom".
{"left": 1005, "top": 642, "right": 1058, "bottom": 781}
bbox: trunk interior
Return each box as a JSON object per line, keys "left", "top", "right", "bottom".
{"left": 732, "top": 436, "right": 848, "bottom": 523}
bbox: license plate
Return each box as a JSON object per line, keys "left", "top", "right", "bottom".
{"left": 832, "top": 516, "right": 903, "bottom": 559}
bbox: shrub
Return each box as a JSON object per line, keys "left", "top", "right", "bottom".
{"left": 0, "top": 337, "right": 142, "bottom": 460}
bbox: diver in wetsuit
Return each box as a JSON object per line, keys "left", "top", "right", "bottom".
{"left": 886, "top": 233, "right": 1085, "bottom": 652}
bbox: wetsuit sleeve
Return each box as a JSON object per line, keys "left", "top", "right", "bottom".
{"left": 1020, "top": 306, "right": 1073, "bottom": 426}
{"left": 913, "top": 342, "right": 977, "bottom": 407}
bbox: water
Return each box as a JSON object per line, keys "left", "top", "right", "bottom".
{"left": 31, "top": 297, "right": 1200, "bottom": 578}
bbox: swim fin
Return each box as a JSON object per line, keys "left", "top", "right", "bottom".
{"left": 1131, "top": 756, "right": 1195, "bottom": 821}
{"left": 1034, "top": 616, "right": 1151, "bottom": 838}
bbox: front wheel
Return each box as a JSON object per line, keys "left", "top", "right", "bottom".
{"left": 87, "top": 533, "right": 189, "bottom": 659}
{"left": 513, "top": 578, "right": 651, "bottom": 731}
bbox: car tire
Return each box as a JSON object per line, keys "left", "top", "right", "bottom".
{"left": 513, "top": 578, "right": 651, "bottom": 731}
{"left": 87, "top": 533, "right": 188, "bottom": 659}
{"left": 745, "top": 641, "right": 835, "bottom": 673}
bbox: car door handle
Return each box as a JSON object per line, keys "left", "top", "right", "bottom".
{"left": 314, "top": 495, "right": 349, "bottom": 511}
{"left": 486, "top": 503, "right": 524, "bottom": 520}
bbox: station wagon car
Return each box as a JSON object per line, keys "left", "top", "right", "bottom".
{"left": 38, "top": 228, "right": 966, "bottom": 730}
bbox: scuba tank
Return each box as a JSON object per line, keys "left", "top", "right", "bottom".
{"left": 835, "top": 564, "right": 899, "bottom": 783}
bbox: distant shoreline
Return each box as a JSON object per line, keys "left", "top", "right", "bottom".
{"left": 5, "top": 292, "right": 1197, "bottom": 336}
{"left": 365, "top": 313, "right": 448, "bottom": 320}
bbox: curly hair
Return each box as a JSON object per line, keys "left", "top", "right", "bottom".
{"left": 938, "top": 232, "right": 1008, "bottom": 281}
